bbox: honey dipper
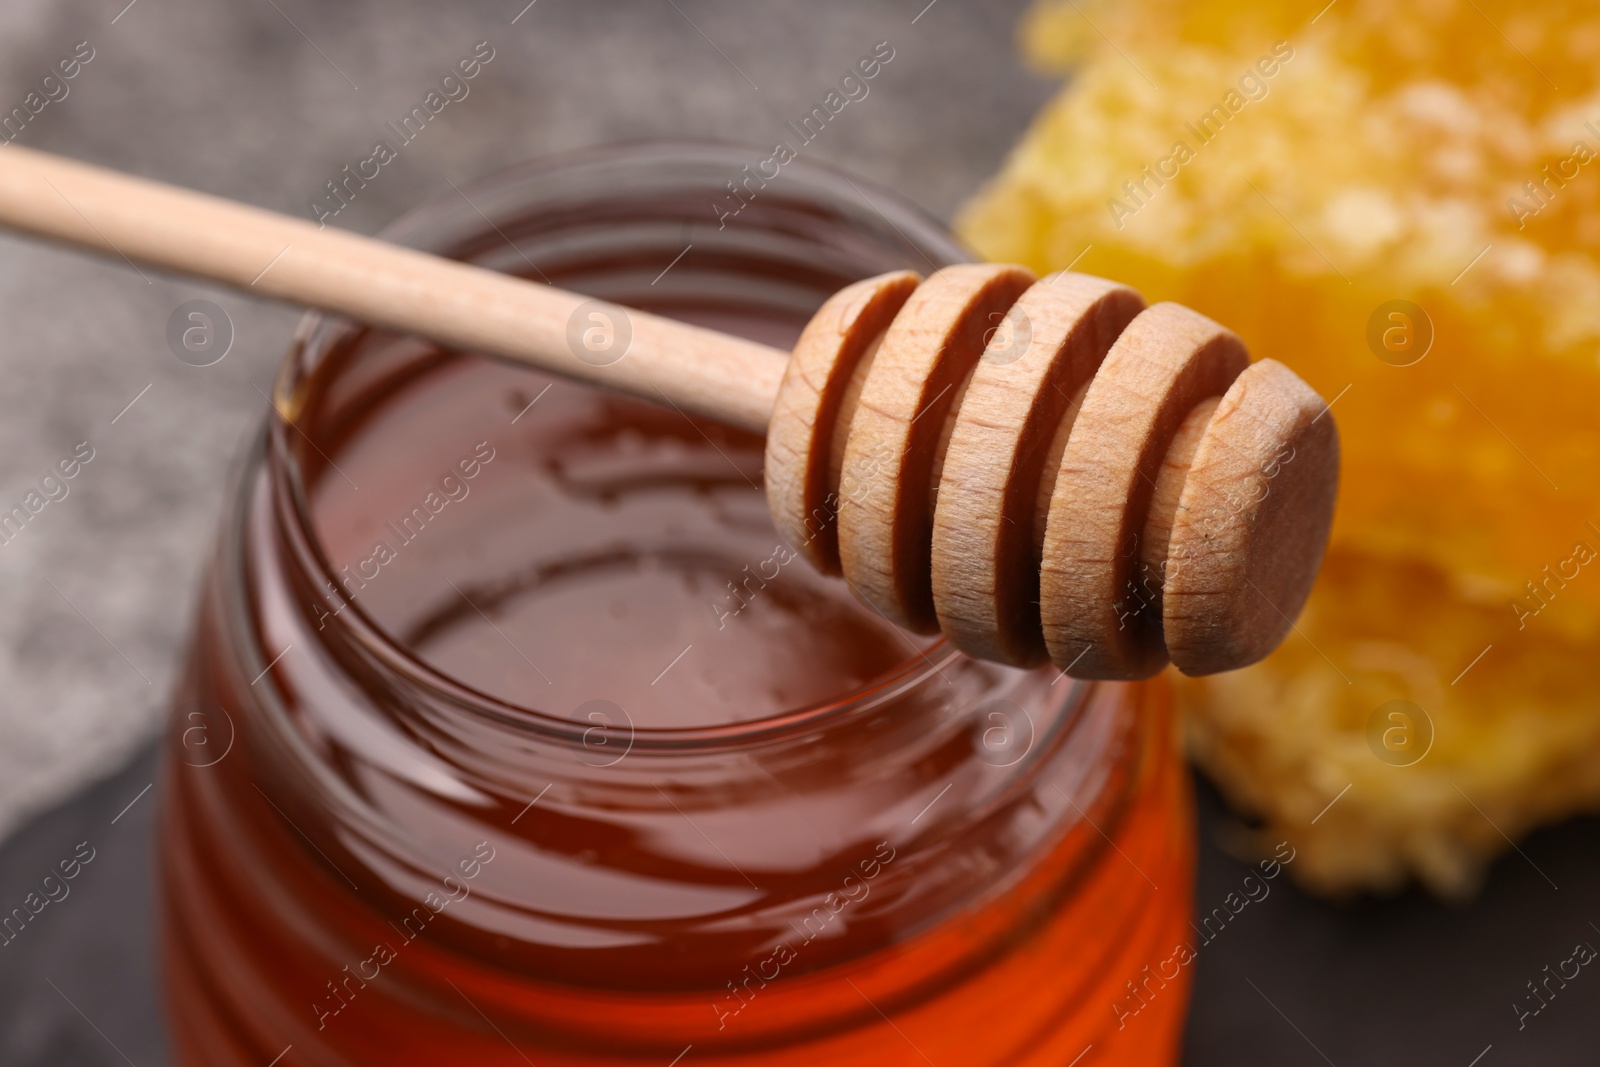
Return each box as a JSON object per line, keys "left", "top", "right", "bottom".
{"left": 0, "top": 145, "right": 1337, "bottom": 680}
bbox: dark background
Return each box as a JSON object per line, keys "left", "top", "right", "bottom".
{"left": 0, "top": 1, "right": 1595, "bottom": 1064}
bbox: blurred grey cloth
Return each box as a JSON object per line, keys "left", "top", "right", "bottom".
{"left": 0, "top": 0, "right": 1051, "bottom": 843}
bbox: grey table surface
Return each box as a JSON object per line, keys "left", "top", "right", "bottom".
{"left": 0, "top": 0, "right": 1597, "bottom": 1063}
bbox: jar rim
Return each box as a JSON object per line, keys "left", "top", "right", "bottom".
{"left": 262, "top": 140, "right": 1068, "bottom": 750}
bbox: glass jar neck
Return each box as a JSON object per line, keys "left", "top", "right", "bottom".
{"left": 261, "top": 141, "right": 993, "bottom": 752}
{"left": 187, "top": 143, "right": 1159, "bottom": 1004}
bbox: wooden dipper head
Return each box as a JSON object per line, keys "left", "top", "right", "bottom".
{"left": 766, "top": 266, "right": 1339, "bottom": 681}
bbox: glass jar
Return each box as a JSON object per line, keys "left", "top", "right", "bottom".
{"left": 158, "top": 144, "right": 1195, "bottom": 1066}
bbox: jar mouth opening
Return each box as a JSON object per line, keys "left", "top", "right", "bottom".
{"left": 263, "top": 140, "right": 1022, "bottom": 750}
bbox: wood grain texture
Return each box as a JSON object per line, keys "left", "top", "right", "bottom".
{"left": 837, "top": 264, "right": 1035, "bottom": 632}
{"left": 930, "top": 272, "right": 1144, "bottom": 666}
{"left": 1039, "top": 303, "right": 1249, "bottom": 679}
{"left": 765, "top": 271, "right": 919, "bottom": 573}
{"left": 1139, "top": 396, "right": 1221, "bottom": 629}
{"left": 1161, "top": 359, "right": 1339, "bottom": 675}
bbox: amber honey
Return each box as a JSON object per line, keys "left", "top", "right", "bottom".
{"left": 158, "top": 146, "right": 1195, "bottom": 1065}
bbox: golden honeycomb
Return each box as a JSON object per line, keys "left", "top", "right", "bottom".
{"left": 958, "top": 0, "right": 1600, "bottom": 894}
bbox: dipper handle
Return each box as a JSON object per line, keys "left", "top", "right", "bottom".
{"left": 0, "top": 144, "right": 786, "bottom": 431}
